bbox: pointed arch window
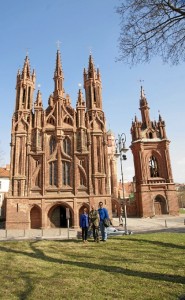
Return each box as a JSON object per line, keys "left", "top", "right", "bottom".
{"left": 76, "top": 132, "right": 81, "bottom": 151}
{"left": 97, "top": 136, "right": 101, "bottom": 172}
{"left": 50, "top": 136, "right": 56, "bottom": 154}
{"left": 35, "top": 170, "right": 41, "bottom": 187}
{"left": 49, "top": 161, "right": 57, "bottom": 186}
{"left": 16, "top": 87, "right": 20, "bottom": 110}
{"left": 18, "top": 149, "right": 22, "bottom": 174}
{"left": 149, "top": 132, "right": 153, "bottom": 139}
{"left": 97, "top": 86, "right": 101, "bottom": 107}
{"left": 17, "top": 181, "right": 21, "bottom": 196}
{"left": 37, "top": 131, "right": 42, "bottom": 149}
{"left": 62, "top": 161, "right": 70, "bottom": 186}
{"left": 28, "top": 87, "right": 31, "bottom": 109}
{"left": 94, "top": 87, "right": 96, "bottom": 106}
{"left": 48, "top": 117, "right": 55, "bottom": 125}
{"left": 64, "top": 116, "right": 72, "bottom": 126}
{"left": 63, "top": 137, "right": 71, "bottom": 155}
{"left": 80, "top": 172, "right": 86, "bottom": 186}
{"left": 149, "top": 156, "right": 159, "bottom": 177}
{"left": 98, "top": 179, "right": 102, "bottom": 194}
{"left": 88, "top": 86, "right": 91, "bottom": 107}
{"left": 22, "top": 88, "right": 26, "bottom": 107}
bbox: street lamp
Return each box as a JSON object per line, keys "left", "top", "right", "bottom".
{"left": 115, "top": 133, "right": 129, "bottom": 234}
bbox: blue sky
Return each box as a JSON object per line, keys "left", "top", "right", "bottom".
{"left": 0, "top": 0, "right": 184, "bottom": 183}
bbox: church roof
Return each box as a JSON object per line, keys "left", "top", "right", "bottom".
{"left": 0, "top": 167, "right": 10, "bottom": 178}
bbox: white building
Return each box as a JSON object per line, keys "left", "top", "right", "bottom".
{"left": 0, "top": 165, "right": 10, "bottom": 218}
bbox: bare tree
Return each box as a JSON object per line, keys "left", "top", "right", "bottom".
{"left": 116, "top": 1, "right": 185, "bottom": 65}
{"left": 177, "top": 185, "right": 185, "bottom": 208}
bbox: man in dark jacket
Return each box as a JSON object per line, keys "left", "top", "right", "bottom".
{"left": 98, "top": 201, "right": 109, "bottom": 241}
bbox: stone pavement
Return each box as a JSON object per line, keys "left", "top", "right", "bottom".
{"left": 0, "top": 228, "right": 77, "bottom": 241}
{"left": 0, "top": 215, "right": 184, "bottom": 241}
{"left": 113, "top": 214, "right": 185, "bottom": 234}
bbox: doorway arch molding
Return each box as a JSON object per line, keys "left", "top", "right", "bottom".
{"left": 47, "top": 201, "right": 74, "bottom": 228}
{"left": 153, "top": 194, "right": 168, "bottom": 215}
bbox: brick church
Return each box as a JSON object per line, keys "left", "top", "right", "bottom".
{"left": 5, "top": 50, "right": 179, "bottom": 229}
{"left": 5, "top": 51, "right": 118, "bottom": 229}
{"left": 130, "top": 87, "right": 179, "bottom": 217}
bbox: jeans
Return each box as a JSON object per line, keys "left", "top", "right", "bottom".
{"left": 100, "top": 220, "right": 107, "bottom": 240}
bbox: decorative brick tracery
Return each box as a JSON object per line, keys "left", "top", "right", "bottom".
{"left": 131, "top": 86, "right": 179, "bottom": 217}
{"left": 6, "top": 51, "right": 117, "bottom": 229}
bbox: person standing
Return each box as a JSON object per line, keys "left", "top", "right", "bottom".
{"left": 89, "top": 205, "right": 100, "bottom": 242}
{"left": 98, "top": 201, "right": 109, "bottom": 242}
{"left": 80, "top": 208, "right": 89, "bottom": 243}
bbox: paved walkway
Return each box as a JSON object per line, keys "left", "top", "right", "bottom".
{"left": 113, "top": 214, "right": 185, "bottom": 234}
{"left": 0, "top": 215, "right": 184, "bottom": 241}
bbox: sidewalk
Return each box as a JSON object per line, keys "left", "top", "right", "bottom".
{"left": 0, "top": 228, "right": 77, "bottom": 241}
{"left": 0, "top": 215, "right": 184, "bottom": 241}
{"left": 113, "top": 214, "right": 185, "bottom": 233}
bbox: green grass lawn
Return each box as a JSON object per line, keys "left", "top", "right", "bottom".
{"left": 0, "top": 233, "right": 184, "bottom": 300}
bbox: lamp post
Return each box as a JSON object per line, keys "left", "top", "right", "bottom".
{"left": 115, "top": 133, "right": 129, "bottom": 234}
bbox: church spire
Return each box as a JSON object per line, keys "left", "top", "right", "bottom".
{"left": 140, "top": 86, "right": 148, "bottom": 106}
{"left": 139, "top": 86, "right": 150, "bottom": 128}
{"left": 84, "top": 54, "right": 102, "bottom": 110}
{"left": 34, "top": 89, "right": 43, "bottom": 108}
{"left": 158, "top": 112, "right": 167, "bottom": 139}
{"left": 53, "top": 50, "right": 64, "bottom": 96}
{"left": 76, "top": 88, "right": 86, "bottom": 130}
{"left": 34, "top": 89, "right": 43, "bottom": 132}
{"left": 77, "top": 88, "right": 85, "bottom": 107}
{"left": 88, "top": 54, "right": 96, "bottom": 79}
{"left": 22, "top": 56, "right": 31, "bottom": 79}
{"left": 15, "top": 55, "right": 35, "bottom": 112}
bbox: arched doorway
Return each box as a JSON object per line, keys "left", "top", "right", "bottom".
{"left": 49, "top": 204, "right": 72, "bottom": 228}
{"left": 111, "top": 199, "right": 120, "bottom": 217}
{"left": 30, "top": 206, "right": 42, "bottom": 229}
{"left": 154, "top": 195, "right": 167, "bottom": 215}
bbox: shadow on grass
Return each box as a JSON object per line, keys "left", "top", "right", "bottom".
{"left": 0, "top": 241, "right": 184, "bottom": 286}
{"left": 18, "top": 271, "right": 35, "bottom": 300}
{"left": 114, "top": 236, "right": 185, "bottom": 250}
{"left": 40, "top": 238, "right": 82, "bottom": 243}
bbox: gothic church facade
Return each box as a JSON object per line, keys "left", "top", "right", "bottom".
{"left": 6, "top": 51, "right": 117, "bottom": 229}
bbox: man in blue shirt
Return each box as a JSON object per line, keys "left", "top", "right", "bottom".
{"left": 98, "top": 201, "right": 109, "bottom": 241}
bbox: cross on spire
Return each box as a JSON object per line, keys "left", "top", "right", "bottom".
{"left": 139, "top": 79, "right": 144, "bottom": 85}
{"left": 89, "top": 46, "right": 92, "bottom": 55}
{"left": 56, "top": 40, "right": 62, "bottom": 50}
{"left": 26, "top": 48, "right": 30, "bottom": 56}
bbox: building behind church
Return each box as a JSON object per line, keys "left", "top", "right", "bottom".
{"left": 0, "top": 165, "right": 10, "bottom": 224}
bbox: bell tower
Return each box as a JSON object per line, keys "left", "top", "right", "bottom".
{"left": 130, "top": 87, "right": 179, "bottom": 217}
